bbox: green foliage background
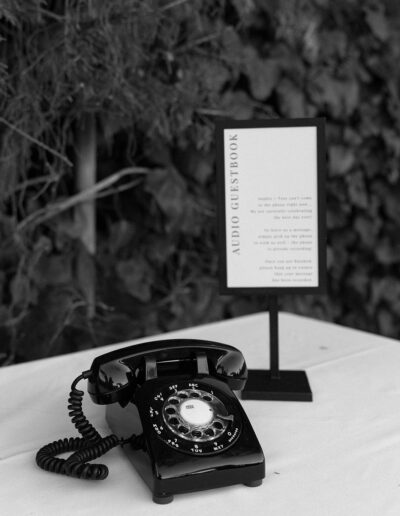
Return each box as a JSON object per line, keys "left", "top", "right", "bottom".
{"left": 1, "top": 0, "right": 400, "bottom": 363}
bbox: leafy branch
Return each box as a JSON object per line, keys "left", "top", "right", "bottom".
{"left": 16, "top": 167, "right": 149, "bottom": 233}
{"left": 0, "top": 116, "right": 73, "bottom": 167}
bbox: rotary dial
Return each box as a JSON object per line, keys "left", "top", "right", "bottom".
{"left": 163, "top": 388, "right": 232, "bottom": 442}
{"left": 148, "top": 381, "right": 241, "bottom": 456}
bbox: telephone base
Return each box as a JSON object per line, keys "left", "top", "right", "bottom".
{"left": 153, "top": 493, "right": 174, "bottom": 504}
{"left": 241, "top": 369, "right": 312, "bottom": 401}
{"left": 151, "top": 478, "right": 263, "bottom": 504}
{"left": 106, "top": 375, "right": 265, "bottom": 503}
{"left": 244, "top": 479, "right": 263, "bottom": 487}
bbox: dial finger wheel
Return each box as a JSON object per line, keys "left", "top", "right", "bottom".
{"left": 163, "top": 388, "right": 230, "bottom": 442}
{"left": 148, "top": 381, "right": 242, "bottom": 456}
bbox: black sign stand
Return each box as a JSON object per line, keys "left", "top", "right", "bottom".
{"left": 241, "top": 296, "right": 312, "bottom": 401}
{"left": 216, "top": 118, "right": 326, "bottom": 403}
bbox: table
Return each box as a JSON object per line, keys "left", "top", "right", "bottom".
{"left": 1, "top": 312, "right": 400, "bottom": 515}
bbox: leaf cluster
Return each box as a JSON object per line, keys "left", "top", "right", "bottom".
{"left": 1, "top": 0, "right": 400, "bottom": 363}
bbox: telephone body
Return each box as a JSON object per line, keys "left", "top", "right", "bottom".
{"left": 37, "top": 339, "right": 265, "bottom": 504}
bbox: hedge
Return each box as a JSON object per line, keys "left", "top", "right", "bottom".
{"left": 0, "top": 0, "right": 399, "bottom": 363}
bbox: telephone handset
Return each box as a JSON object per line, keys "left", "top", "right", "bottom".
{"left": 37, "top": 339, "right": 265, "bottom": 504}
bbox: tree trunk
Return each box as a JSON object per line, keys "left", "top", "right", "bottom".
{"left": 75, "top": 113, "right": 97, "bottom": 319}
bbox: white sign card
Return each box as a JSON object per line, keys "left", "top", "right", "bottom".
{"left": 216, "top": 119, "right": 326, "bottom": 294}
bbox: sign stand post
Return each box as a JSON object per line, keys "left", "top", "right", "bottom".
{"left": 241, "top": 295, "right": 312, "bottom": 401}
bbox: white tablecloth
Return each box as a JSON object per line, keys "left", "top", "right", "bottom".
{"left": 1, "top": 312, "right": 400, "bottom": 516}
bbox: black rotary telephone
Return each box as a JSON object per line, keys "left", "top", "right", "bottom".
{"left": 36, "top": 339, "right": 265, "bottom": 504}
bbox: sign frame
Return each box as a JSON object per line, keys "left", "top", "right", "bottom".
{"left": 216, "top": 117, "right": 327, "bottom": 296}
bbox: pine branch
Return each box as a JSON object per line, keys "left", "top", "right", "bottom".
{"left": 176, "top": 33, "right": 220, "bottom": 53}
{"left": 16, "top": 167, "right": 149, "bottom": 233}
{"left": 161, "top": 0, "right": 190, "bottom": 12}
{"left": 5, "top": 175, "right": 59, "bottom": 196}
{"left": 0, "top": 116, "right": 73, "bottom": 167}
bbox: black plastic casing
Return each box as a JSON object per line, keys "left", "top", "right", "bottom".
{"left": 106, "top": 374, "right": 265, "bottom": 503}
{"left": 87, "top": 339, "right": 248, "bottom": 406}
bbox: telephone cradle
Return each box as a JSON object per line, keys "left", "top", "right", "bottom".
{"left": 36, "top": 339, "right": 265, "bottom": 504}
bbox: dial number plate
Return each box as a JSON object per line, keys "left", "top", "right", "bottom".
{"left": 148, "top": 381, "right": 241, "bottom": 455}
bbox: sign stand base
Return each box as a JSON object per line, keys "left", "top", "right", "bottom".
{"left": 241, "top": 369, "right": 312, "bottom": 401}
{"left": 241, "top": 296, "right": 313, "bottom": 402}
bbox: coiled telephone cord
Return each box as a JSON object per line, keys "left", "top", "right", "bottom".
{"left": 36, "top": 371, "right": 145, "bottom": 480}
